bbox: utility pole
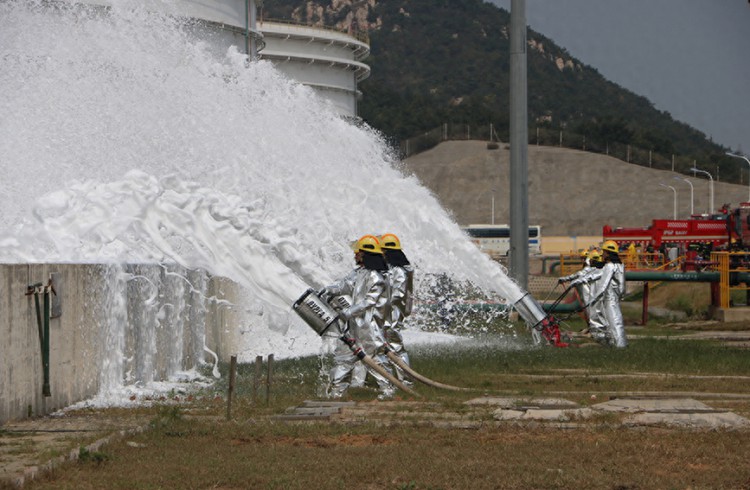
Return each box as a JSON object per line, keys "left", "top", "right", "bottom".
{"left": 659, "top": 183, "right": 677, "bottom": 220}
{"left": 509, "top": 0, "right": 529, "bottom": 290}
{"left": 691, "top": 166, "right": 714, "bottom": 214}
{"left": 674, "top": 177, "right": 694, "bottom": 216}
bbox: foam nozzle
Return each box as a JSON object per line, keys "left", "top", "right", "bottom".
{"left": 512, "top": 293, "right": 569, "bottom": 347}
{"left": 512, "top": 292, "right": 550, "bottom": 329}
{"left": 292, "top": 288, "right": 340, "bottom": 336}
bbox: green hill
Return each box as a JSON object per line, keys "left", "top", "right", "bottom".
{"left": 262, "top": 0, "right": 740, "bottom": 183}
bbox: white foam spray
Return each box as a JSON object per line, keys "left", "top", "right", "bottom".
{"left": 0, "top": 1, "right": 527, "bottom": 397}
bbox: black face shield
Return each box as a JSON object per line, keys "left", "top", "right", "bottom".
{"left": 384, "top": 248, "right": 410, "bottom": 267}
{"left": 362, "top": 251, "right": 388, "bottom": 271}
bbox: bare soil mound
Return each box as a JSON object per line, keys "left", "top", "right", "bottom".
{"left": 403, "top": 141, "right": 748, "bottom": 236}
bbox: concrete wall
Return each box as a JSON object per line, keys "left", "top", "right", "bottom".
{"left": 0, "top": 264, "right": 241, "bottom": 425}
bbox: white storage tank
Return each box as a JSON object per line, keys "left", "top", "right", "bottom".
{"left": 66, "top": 0, "right": 263, "bottom": 55}
{"left": 257, "top": 21, "right": 370, "bottom": 118}
{"left": 60, "top": 1, "right": 370, "bottom": 118}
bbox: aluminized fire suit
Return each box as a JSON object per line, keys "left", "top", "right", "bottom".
{"left": 562, "top": 261, "right": 608, "bottom": 344}
{"left": 384, "top": 263, "right": 414, "bottom": 380}
{"left": 320, "top": 269, "right": 357, "bottom": 393}
{"left": 323, "top": 267, "right": 394, "bottom": 398}
{"left": 574, "top": 258, "right": 627, "bottom": 348}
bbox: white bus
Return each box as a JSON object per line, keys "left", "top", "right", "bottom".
{"left": 463, "top": 224, "right": 542, "bottom": 257}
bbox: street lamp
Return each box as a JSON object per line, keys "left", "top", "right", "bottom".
{"left": 726, "top": 152, "right": 750, "bottom": 202}
{"left": 659, "top": 183, "right": 677, "bottom": 219}
{"left": 491, "top": 189, "right": 496, "bottom": 225}
{"left": 691, "top": 166, "right": 714, "bottom": 214}
{"left": 673, "top": 176, "right": 694, "bottom": 216}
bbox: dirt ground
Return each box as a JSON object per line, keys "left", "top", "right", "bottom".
{"left": 1, "top": 412, "right": 151, "bottom": 488}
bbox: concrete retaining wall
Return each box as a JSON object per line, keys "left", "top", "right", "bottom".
{"left": 0, "top": 264, "right": 241, "bottom": 425}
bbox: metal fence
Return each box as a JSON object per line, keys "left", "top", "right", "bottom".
{"left": 399, "top": 124, "right": 703, "bottom": 177}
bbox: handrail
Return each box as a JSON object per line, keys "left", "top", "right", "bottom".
{"left": 259, "top": 49, "right": 371, "bottom": 81}
{"left": 259, "top": 18, "right": 370, "bottom": 45}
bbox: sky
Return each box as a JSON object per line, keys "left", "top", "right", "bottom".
{"left": 489, "top": 0, "right": 750, "bottom": 157}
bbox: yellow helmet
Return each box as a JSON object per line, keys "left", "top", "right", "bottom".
{"left": 589, "top": 250, "right": 602, "bottom": 262}
{"left": 355, "top": 234, "right": 383, "bottom": 254}
{"left": 602, "top": 240, "right": 619, "bottom": 254}
{"left": 380, "top": 233, "right": 402, "bottom": 250}
{"left": 579, "top": 250, "right": 589, "bottom": 258}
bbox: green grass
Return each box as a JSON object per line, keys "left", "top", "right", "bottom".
{"left": 406, "top": 334, "right": 750, "bottom": 396}
{"left": 197, "top": 325, "right": 750, "bottom": 403}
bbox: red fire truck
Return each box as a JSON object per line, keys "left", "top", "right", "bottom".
{"left": 603, "top": 203, "right": 750, "bottom": 251}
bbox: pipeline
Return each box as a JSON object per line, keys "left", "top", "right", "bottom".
{"left": 546, "top": 260, "right": 562, "bottom": 275}
{"left": 625, "top": 271, "right": 722, "bottom": 282}
{"left": 25, "top": 281, "right": 54, "bottom": 397}
{"left": 624, "top": 270, "right": 750, "bottom": 284}
{"left": 292, "top": 288, "right": 420, "bottom": 398}
{"left": 540, "top": 256, "right": 558, "bottom": 275}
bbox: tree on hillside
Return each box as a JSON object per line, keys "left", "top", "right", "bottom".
{"left": 262, "top": 0, "right": 733, "bottom": 180}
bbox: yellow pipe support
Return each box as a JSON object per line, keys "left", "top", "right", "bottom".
{"left": 714, "top": 252, "right": 730, "bottom": 309}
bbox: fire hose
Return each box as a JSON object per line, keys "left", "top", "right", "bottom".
{"left": 338, "top": 335, "right": 420, "bottom": 397}
{"left": 547, "top": 283, "right": 578, "bottom": 315}
{"left": 384, "top": 349, "right": 473, "bottom": 392}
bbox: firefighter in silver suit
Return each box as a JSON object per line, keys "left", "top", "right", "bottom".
{"left": 560, "top": 250, "right": 608, "bottom": 344}
{"left": 317, "top": 266, "right": 358, "bottom": 395}
{"left": 380, "top": 233, "right": 414, "bottom": 382}
{"left": 558, "top": 250, "right": 593, "bottom": 303}
{"left": 320, "top": 235, "right": 394, "bottom": 399}
{"left": 573, "top": 240, "right": 627, "bottom": 348}
{"left": 585, "top": 251, "right": 610, "bottom": 344}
